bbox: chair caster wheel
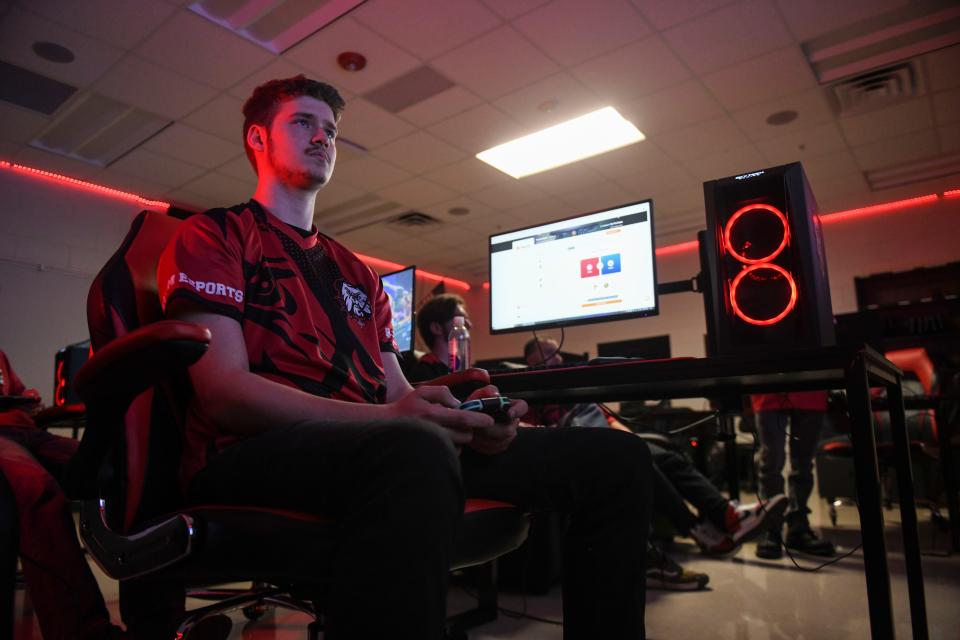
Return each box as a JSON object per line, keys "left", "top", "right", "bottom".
{"left": 243, "top": 603, "right": 268, "bottom": 621}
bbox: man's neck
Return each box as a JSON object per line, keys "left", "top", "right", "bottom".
{"left": 429, "top": 343, "right": 450, "bottom": 369}
{"left": 252, "top": 181, "right": 318, "bottom": 231}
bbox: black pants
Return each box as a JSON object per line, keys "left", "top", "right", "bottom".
{"left": 756, "top": 410, "right": 826, "bottom": 531}
{"left": 648, "top": 441, "right": 729, "bottom": 534}
{"left": 185, "top": 421, "right": 651, "bottom": 640}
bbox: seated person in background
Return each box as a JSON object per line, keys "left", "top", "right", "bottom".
{"left": 0, "top": 349, "right": 125, "bottom": 640}
{"left": 406, "top": 293, "right": 471, "bottom": 382}
{"left": 525, "top": 337, "right": 787, "bottom": 557}
{"left": 156, "top": 75, "right": 653, "bottom": 639}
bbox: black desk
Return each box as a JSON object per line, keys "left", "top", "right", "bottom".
{"left": 0, "top": 396, "right": 39, "bottom": 411}
{"left": 491, "top": 345, "right": 927, "bottom": 640}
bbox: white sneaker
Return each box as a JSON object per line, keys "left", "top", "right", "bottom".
{"left": 689, "top": 520, "right": 739, "bottom": 556}
{"left": 727, "top": 494, "right": 787, "bottom": 544}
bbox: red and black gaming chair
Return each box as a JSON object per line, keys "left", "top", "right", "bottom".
{"left": 69, "top": 210, "right": 529, "bottom": 638}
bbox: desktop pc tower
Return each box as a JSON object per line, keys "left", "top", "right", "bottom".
{"left": 701, "top": 162, "right": 835, "bottom": 356}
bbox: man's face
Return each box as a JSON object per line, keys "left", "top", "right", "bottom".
{"left": 441, "top": 306, "right": 471, "bottom": 343}
{"left": 526, "top": 340, "right": 562, "bottom": 367}
{"left": 261, "top": 95, "right": 337, "bottom": 189}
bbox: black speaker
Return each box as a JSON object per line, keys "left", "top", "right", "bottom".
{"left": 54, "top": 340, "right": 90, "bottom": 406}
{"left": 701, "top": 162, "right": 834, "bottom": 356}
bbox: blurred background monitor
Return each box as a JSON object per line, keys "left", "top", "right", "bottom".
{"left": 489, "top": 199, "right": 658, "bottom": 334}
{"left": 596, "top": 334, "right": 671, "bottom": 360}
{"left": 381, "top": 266, "right": 416, "bottom": 353}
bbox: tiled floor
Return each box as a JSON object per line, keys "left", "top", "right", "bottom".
{"left": 13, "top": 500, "right": 960, "bottom": 639}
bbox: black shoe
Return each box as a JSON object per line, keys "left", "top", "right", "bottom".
{"left": 785, "top": 528, "right": 836, "bottom": 557}
{"left": 755, "top": 529, "right": 783, "bottom": 560}
{"left": 645, "top": 545, "right": 709, "bottom": 591}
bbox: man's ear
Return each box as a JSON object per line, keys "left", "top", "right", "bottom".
{"left": 429, "top": 321, "right": 444, "bottom": 341}
{"left": 246, "top": 124, "right": 266, "bottom": 152}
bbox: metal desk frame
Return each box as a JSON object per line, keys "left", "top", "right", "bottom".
{"left": 491, "top": 345, "right": 927, "bottom": 640}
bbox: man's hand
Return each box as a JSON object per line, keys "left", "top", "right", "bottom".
{"left": 464, "top": 385, "right": 527, "bottom": 455}
{"left": 388, "top": 385, "right": 493, "bottom": 446}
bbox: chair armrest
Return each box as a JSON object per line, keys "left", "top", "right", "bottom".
{"left": 416, "top": 368, "right": 490, "bottom": 400}
{"left": 75, "top": 320, "right": 211, "bottom": 406}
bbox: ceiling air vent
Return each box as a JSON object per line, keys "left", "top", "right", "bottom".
{"left": 389, "top": 211, "right": 442, "bottom": 229}
{"left": 829, "top": 62, "right": 922, "bottom": 116}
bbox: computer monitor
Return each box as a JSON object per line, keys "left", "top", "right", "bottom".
{"left": 381, "top": 266, "right": 416, "bottom": 353}
{"left": 489, "top": 199, "right": 658, "bottom": 334}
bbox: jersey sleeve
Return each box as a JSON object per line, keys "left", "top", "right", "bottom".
{"left": 371, "top": 272, "right": 400, "bottom": 355}
{"left": 157, "top": 211, "right": 247, "bottom": 321}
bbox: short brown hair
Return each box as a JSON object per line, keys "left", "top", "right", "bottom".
{"left": 242, "top": 75, "right": 346, "bottom": 172}
{"left": 417, "top": 294, "right": 465, "bottom": 349}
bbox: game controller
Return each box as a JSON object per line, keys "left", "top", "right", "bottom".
{"left": 458, "top": 396, "right": 513, "bottom": 422}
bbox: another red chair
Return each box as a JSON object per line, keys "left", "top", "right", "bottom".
{"left": 69, "top": 210, "right": 528, "bottom": 638}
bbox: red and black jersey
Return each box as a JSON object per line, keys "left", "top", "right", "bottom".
{"left": 157, "top": 200, "right": 399, "bottom": 482}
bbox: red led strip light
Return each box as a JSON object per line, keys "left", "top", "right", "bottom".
{"left": 0, "top": 160, "right": 171, "bottom": 210}
{"left": 355, "top": 252, "right": 470, "bottom": 291}
{"left": 723, "top": 204, "right": 790, "bottom": 264}
{"left": 729, "top": 263, "right": 798, "bottom": 326}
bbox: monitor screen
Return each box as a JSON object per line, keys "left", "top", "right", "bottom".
{"left": 381, "top": 266, "right": 416, "bottom": 352}
{"left": 489, "top": 199, "right": 658, "bottom": 334}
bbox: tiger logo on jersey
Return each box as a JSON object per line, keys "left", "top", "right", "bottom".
{"left": 339, "top": 280, "right": 372, "bottom": 325}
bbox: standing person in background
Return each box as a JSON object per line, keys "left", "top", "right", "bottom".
{"left": 751, "top": 392, "right": 836, "bottom": 559}
{"left": 0, "top": 349, "right": 127, "bottom": 640}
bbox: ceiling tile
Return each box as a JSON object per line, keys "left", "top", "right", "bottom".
{"left": 420, "top": 195, "right": 498, "bottom": 221}
{"left": 572, "top": 35, "right": 691, "bottom": 104}
{"left": 649, "top": 185, "right": 705, "bottom": 216}
{"left": 14, "top": 144, "right": 101, "bottom": 178}
{"left": 94, "top": 55, "right": 218, "bottom": 120}
{"left": 180, "top": 171, "right": 253, "bottom": 204}
{"left": 165, "top": 187, "right": 217, "bottom": 211}
{"left": 662, "top": 0, "right": 794, "bottom": 74}
{"left": 396, "top": 85, "right": 483, "bottom": 127}
{"left": 932, "top": 88, "right": 960, "bottom": 126}
{"left": 630, "top": 0, "right": 737, "bottom": 30}
{"left": 940, "top": 122, "right": 960, "bottom": 153}
{"left": 376, "top": 177, "right": 458, "bottom": 209}
{"left": 0, "top": 7, "right": 124, "bottom": 87}
{"left": 228, "top": 58, "right": 315, "bottom": 100}
{"left": 96, "top": 168, "right": 171, "bottom": 200}
{"left": 756, "top": 122, "right": 849, "bottom": 166}
{"left": 108, "top": 147, "right": 207, "bottom": 187}
{"left": 775, "top": 0, "right": 910, "bottom": 42}
{"left": 314, "top": 180, "right": 366, "bottom": 212}
{"left": 428, "top": 104, "right": 524, "bottom": 154}
{"left": 731, "top": 87, "right": 835, "bottom": 142}
{"left": 337, "top": 98, "right": 415, "bottom": 148}
{"left": 136, "top": 11, "right": 273, "bottom": 90}
{"left": 424, "top": 157, "right": 511, "bottom": 195}
{"left": 335, "top": 155, "right": 412, "bottom": 190}
{"left": 182, "top": 93, "right": 245, "bottom": 143}
{"left": 655, "top": 116, "right": 751, "bottom": 162}
{"left": 924, "top": 43, "right": 960, "bottom": 92}
{"left": 284, "top": 17, "right": 421, "bottom": 95}
{"left": 514, "top": 0, "right": 652, "bottom": 67}
{"left": 0, "top": 103, "right": 49, "bottom": 144}
{"left": 522, "top": 162, "right": 606, "bottom": 196}
{"left": 415, "top": 223, "right": 486, "bottom": 249}
{"left": 373, "top": 130, "right": 466, "bottom": 174}
{"left": 471, "top": 178, "right": 546, "bottom": 210}
{"left": 354, "top": 0, "right": 501, "bottom": 60}
{"left": 143, "top": 123, "right": 242, "bottom": 168}
{"left": 801, "top": 149, "right": 863, "bottom": 183}
{"left": 343, "top": 223, "right": 409, "bottom": 248}
{"left": 502, "top": 196, "right": 578, "bottom": 225}
{"left": 851, "top": 128, "right": 939, "bottom": 172}
{"left": 583, "top": 141, "right": 675, "bottom": 179}
{"left": 560, "top": 180, "right": 635, "bottom": 212}
{"left": 431, "top": 26, "right": 560, "bottom": 100}
{"left": 613, "top": 159, "right": 700, "bottom": 196}
{"left": 703, "top": 46, "right": 817, "bottom": 111}
{"left": 217, "top": 153, "right": 255, "bottom": 181}
{"left": 680, "top": 144, "right": 767, "bottom": 181}
{"left": 481, "top": 0, "right": 552, "bottom": 20}
{"left": 838, "top": 97, "right": 935, "bottom": 147}
{"left": 493, "top": 73, "right": 603, "bottom": 129}
{"left": 620, "top": 80, "right": 725, "bottom": 136}
{"left": 25, "top": 0, "right": 177, "bottom": 49}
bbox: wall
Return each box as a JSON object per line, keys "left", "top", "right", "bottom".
{"left": 467, "top": 196, "right": 960, "bottom": 364}
{"left": 0, "top": 170, "right": 155, "bottom": 402}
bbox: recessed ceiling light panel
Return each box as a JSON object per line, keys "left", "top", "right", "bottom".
{"left": 476, "top": 107, "right": 645, "bottom": 179}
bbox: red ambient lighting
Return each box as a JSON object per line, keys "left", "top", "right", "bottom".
{"left": 355, "top": 252, "right": 471, "bottom": 291}
{"left": 723, "top": 203, "right": 789, "bottom": 264}
{"left": 729, "top": 263, "right": 798, "bottom": 326}
{"left": 0, "top": 160, "right": 170, "bottom": 210}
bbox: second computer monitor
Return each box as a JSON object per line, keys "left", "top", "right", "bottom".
{"left": 381, "top": 266, "right": 416, "bottom": 353}
{"left": 489, "top": 199, "right": 658, "bottom": 334}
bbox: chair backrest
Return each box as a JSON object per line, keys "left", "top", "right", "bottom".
{"left": 886, "top": 347, "right": 939, "bottom": 443}
{"left": 87, "top": 210, "right": 183, "bottom": 532}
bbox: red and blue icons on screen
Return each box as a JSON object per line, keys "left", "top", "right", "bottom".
{"left": 723, "top": 204, "right": 797, "bottom": 326}
{"left": 580, "top": 253, "right": 621, "bottom": 278}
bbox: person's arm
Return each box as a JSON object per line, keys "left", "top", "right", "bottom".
{"left": 178, "top": 311, "right": 492, "bottom": 444}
